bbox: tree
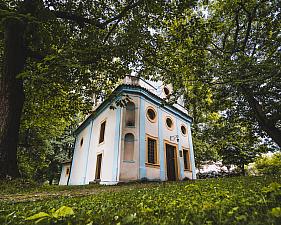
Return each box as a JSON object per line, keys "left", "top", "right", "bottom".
{"left": 0, "top": 0, "right": 175, "bottom": 178}
{"left": 218, "top": 119, "right": 263, "bottom": 175}
{"left": 45, "top": 127, "right": 75, "bottom": 184}
{"left": 140, "top": 0, "right": 281, "bottom": 149}
{"left": 205, "top": 0, "right": 281, "bottom": 148}
{"left": 18, "top": 119, "right": 77, "bottom": 183}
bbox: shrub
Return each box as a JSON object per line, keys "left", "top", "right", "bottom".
{"left": 254, "top": 153, "right": 281, "bottom": 176}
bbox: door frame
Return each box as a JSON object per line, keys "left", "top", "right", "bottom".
{"left": 95, "top": 153, "right": 103, "bottom": 181}
{"left": 164, "top": 140, "right": 179, "bottom": 181}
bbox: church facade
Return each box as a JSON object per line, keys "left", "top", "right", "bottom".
{"left": 59, "top": 76, "right": 196, "bottom": 185}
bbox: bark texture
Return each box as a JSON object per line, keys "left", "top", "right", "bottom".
{"left": 242, "top": 87, "right": 281, "bottom": 148}
{"left": 0, "top": 18, "right": 26, "bottom": 178}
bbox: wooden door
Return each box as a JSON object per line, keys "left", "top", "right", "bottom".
{"left": 95, "top": 154, "right": 102, "bottom": 180}
{"left": 166, "top": 144, "right": 177, "bottom": 181}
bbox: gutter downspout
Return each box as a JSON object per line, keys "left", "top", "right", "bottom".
{"left": 187, "top": 124, "right": 196, "bottom": 179}
{"left": 116, "top": 107, "right": 123, "bottom": 182}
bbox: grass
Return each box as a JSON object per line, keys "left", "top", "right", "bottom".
{"left": 0, "top": 176, "right": 280, "bottom": 224}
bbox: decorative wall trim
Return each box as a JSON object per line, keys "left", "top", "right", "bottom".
{"left": 187, "top": 124, "right": 196, "bottom": 179}
{"left": 157, "top": 107, "right": 165, "bottom": 180}
{"left": 74, "top": 85, "right": 193, "bottom": 136}
{"left": 84, "top": 120, "right": 94, "bottom": 184}
{"left": 112, "top": 107, "right": 122, "bottom": 182}
{"left": 67, "top": 137, "right": 76, "bottom": 185}
{"left": 139, "top": 97, "right": 146, "bottom": 179}
{"left": 176, "top": 119, "right": 184, "bottom": 179}
{"left": 146, "top": 106, "right": 157, "bottom": 123}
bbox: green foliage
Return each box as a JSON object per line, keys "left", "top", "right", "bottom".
{"left": 216, "top": 118, "right": 269, "bottom": 173}
{"left": 271, "top": 207, "right": 281, "bottom": 218}
{"left": 193, "top": 136, "right": 219, "bottom": 171}
{"left": 25, "top": 206, "right": 74, "bottom": 223}
{"left": 17, "top": 123, "right": 77, "bottom": 183}
{"left": 254, "top": 153, "right": 281, "bottom": 176}
{"left": 1, "top": 0, "right": 280, "bottom": 180}
{"left": 0, "top": 176, "right": 281, "bottom": 224}
{"left": 1, "top": 0, "right": 179, "bottom": 178}
{"left": 141, "top": 0, "right": 281, "bottom": 157}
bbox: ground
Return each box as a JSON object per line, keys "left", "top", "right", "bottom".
{"left": 0, "top": 176, "right": 280, "bottom": 224}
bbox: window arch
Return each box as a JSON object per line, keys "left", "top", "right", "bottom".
{"left": 124, "top": 133, "right": 134, "bottom": 161}
{"left": 125, "top": 102, "right": 135, "bottom": 127}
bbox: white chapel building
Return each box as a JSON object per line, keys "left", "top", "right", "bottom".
{"left": 59, "top": 76, "right": 196, "bottom": 185}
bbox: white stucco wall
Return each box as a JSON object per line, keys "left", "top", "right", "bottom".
{"left": 183, "top": 171, "right": 193, "bottom": 179}
{"left": 86, "top": 107, "right": 119, "bottom": 185}
{"left": 68, "top": 105, "right": 120, "bottom": 185}
{"left": 59, "top": 163, "right": 71, "bottom": 185}
{"left": 66, "top": 86, "right": 195, "bottom": 185}
{"left": 68, "top": 123, "right": 92, "bottom": 185}
{"left": 143, "top": 100, "right": 193, "bottom": 181}
{"left": 146, "top": 167, "right": 161, "bottom": 180}
{"left": 177, "top": 118, "right": 193, "bottom": 180}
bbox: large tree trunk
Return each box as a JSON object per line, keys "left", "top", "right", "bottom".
{"left": 241, "top": 87, "right": 281, "bottom": 148}
{"left": 0, "top": 18, "right": 26, "bottom": 178}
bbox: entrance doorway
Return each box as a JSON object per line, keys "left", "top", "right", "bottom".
{"left": 165, "top": 143, "right": 178, "bottom": 181}
{"left": 95, "top": 154, "right": 102, "bottom": 180}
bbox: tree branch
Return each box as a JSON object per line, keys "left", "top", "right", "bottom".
{"left": 53, "top": 11, "right": 104, "bottom": 28}
{"left": 269, "top": 112, "right": 281, "bottom": 124}
{"left": 100, "top": 0, "right": 144, "bottom": 26}
{"left": 25, "top": 47, "right": 46, "bottom": 61}
{"left": 103, "top": 18, "right": 122, "bottom": 43}
{"left": 52, "top": 0, "right": 144, "bottom": 29}
{"left": 242, "top": 14, "right": 253, "bottom": 52}
{"left": 232, "top": 8, "right": 240, "bottom": 53}
{"left": 238, "top": 1, "right": 251, "bottom": 15}
{"left": 240, "top": 85, "right": 281, "bottom": 147}
{"left": 210, "top": 41, "right": 234, "bottom": 54}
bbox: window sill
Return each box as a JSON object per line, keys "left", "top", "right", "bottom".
{"left": 98, "top": 141, "right": 105, "bottom": 146}
{"left": 126, "top": 125, "right": 136, "bottom": 128}
{"left": 184, "top": 169, "right": 192, "bottom": 172}
{"left": 145, "top": 163, "right": 160, "bottom": 168}
{"left": 123, "top": 160, "right": 135, "bottom": 163}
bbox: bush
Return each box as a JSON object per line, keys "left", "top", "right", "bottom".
{"left": 254, "top": 153, "right": 281, "bottom": 176}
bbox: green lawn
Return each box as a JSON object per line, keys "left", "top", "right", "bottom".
{"left": 0, "top": 176, "right": 280, "bottom": 224}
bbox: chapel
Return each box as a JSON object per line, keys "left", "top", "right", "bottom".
{"left": 59, "top": 76, "right": 195, "bottom": 185}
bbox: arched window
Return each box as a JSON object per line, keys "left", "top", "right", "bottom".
{"left": 124, "top": 133, "right": 134, "bottom": 161}
{"left": 125, "top": 102, "right": 135, "bottom": 127}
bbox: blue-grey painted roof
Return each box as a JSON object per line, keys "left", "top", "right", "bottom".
{"left": 74, "top": 84, "right": 193, "bottom": 135}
